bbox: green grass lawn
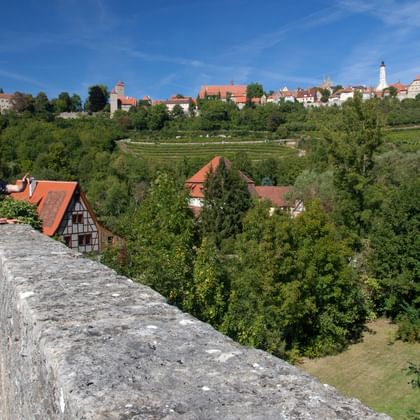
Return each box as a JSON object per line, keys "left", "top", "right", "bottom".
{"left": 299, "top": 319, "right": 420, "bottom": 419}
{"left": 120, "top": 140, "right": 299, "bottom": 163}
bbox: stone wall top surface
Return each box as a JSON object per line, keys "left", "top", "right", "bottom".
{"left": 0, "top": 225, "right": 390, "bottom": 419}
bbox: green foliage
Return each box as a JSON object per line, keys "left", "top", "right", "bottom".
{"left": 222, "top": 201, "right": 367, "bottom": 359}
{"left": 396, "top": 304, "right": 420, "bottom": 343}
{"left": 368, "top": 178, "right": 420, "bottom": 317}
{"left": 147, "top": 104, "right": 169, "bottom": 130}
{"left": 246, "top": 83, "right": 264, "bottom": 100}
{"left": 320, "top": 88, "right": 331, "bottom": 103}
{"left": 319, "top": 94, "right": 384, "bottom": 232}
{"left": 198, "top": 100, "right": 237, "bottom": 130}
{"left": 86, "top": 85, "right": 109, "bottom": 112}
{"left": 0, "top": 197, "right": 42, "bottom": 230}
{"left": 127, "top": 173, "right": 196, "bottom": 304}
{"left": 200, "top": 159, "right": 252, "bottom": 247}
{"left": 183, "top": 237, "right": 228, "bottom": 327}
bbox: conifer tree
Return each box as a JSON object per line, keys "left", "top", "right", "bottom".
{"left": 200, "top": 159, "right": 252, "bottom": 247}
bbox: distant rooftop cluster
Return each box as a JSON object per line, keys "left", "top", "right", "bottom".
{"left": 104, "top": 62, "right": 420, "bottom": 117}
{"left": 1, "top": 63, "right": 420, "bottom": 116}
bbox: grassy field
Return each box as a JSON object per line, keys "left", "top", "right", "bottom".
{"left": 120, "top": 140, "right": 299, "bottom": 163}
{"left": 299, "top": 319, "right": 420, "bottom": 419}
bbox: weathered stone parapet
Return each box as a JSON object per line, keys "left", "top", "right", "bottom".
{"left": 0, "top": 225, "right": 389, "bottom": 419}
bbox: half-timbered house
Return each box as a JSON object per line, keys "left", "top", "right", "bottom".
{"left": 11, "top": 180, "right": 120, "bottom": 253}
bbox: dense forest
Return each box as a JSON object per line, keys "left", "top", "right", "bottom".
{"left": 0, "top": 92, "right": 419, "bottom": 360}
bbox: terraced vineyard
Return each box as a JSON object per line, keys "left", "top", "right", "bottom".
{"left": 384, "top": 127, "right": 420, "bottom": 152}
{"left": 120, "top": 139, "right": 300, "bottom": 163}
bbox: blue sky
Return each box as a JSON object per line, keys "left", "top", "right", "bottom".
{"left": 1, "top": 0, "right": 420, "bottom": 100}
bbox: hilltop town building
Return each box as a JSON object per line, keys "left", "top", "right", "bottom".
{"left": 0, "top": 93, "right": 13, "bottom": 114}
{"left": 110, "top": 81, "right": 137, "bottom": 116}
{"left": 407, "top": 75, "right": 420, "bottom": 99}
{"left": 152, "top": 96, "right": 193, "bottom": 114}
{"left": 11, "top": 181, "right": 119, "bottom": 253}
{"left": 198, "top": 84, "right": 262, "bottom": 109}
{"left": 376, "top": 61, "right": 389, "bottom": 92}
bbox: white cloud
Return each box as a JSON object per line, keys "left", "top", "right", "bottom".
{"left": 0, "top": 69, "right": 47, "bottom": 89}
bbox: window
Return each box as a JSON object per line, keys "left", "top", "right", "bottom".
{"left": 78, "top": 234, "right": 92, "bottom": 247}
{"left": 107, "top": 236, "right": 113, "bottom": 245}
{"left": 72, "top": 213, "right": 83, "bottom": 224}
{"left": 64, "top": 236, "right": 72, "bottom": 247}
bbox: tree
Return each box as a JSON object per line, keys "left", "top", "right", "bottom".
{"left": 321, "top": 94, "right": 384, "bottom": 232}
{"left": 383, "top": 86, "right": 397, "bottom": 98}
{"left": 171, "top": 104, "right": 185, "bottom": 120}
{"left": 198, "top": 100, "right": 236, "bottom": 130}
{"left": 11, "top": 92, "right": 34, "bottom": 113}
{"left": 246, "top": 83, "right": 264, "bottom": 100}
{"left": 368, "top": 178, "right": 420, "bottom": 317}
{"left": 221, "top": 201, "right": 292, "bottom": 356}
{"left": 127, "top": 173, "right": 196, "bottom": 304}
{"left": 86, "top": 85, "right": 109, "bottom": 112}
{"left": 320, "top": 88, "right": 331, "bottom": 103}
{"left": 147, "top": 104, "right": 169, "bottom": 130}
{"left": 200, "top": 159, "right": 252, "bottom": 247}
{"left": 223, "top": 200, "right": 367, "bottom": 359}
{"left": 33, "top": 92, "right": 52, "bottom": 115}
{"left": 70, "top": 94, "right": 82, "bottom": 112}
{"left": 183, "top": 237, "right": 228, "bottom": 327}
{"left": 129, "top": 106, "right": 148, "bottom": 130}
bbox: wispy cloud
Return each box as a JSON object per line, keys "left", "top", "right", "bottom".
{"left": 336, "top": 0, "right": 420, "bottom": 85}
{"left": 222, "top": 6, "right": 347, "bottom": 60}
{"left": 339, "top": 0, "right": 420, "bottom": 27}
{"left": 0, "top": 69, "right": 47, "bottom": 89}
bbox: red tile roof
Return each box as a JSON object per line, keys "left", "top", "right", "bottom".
{"left": 185, "top": 156, "right": 256, "bottom": 198}
{"left": 199, "top": 85, "right": 247, "bottom": 100}
{"left": 389, "top": 82, "right": 408, "bottom": 93}
{"left": 255, "top": 186, "right": 292, "bottom": 207}
{"left": 118, "top": 96, "right": 137, "bottom": 106}
{"left": 11, "top": 181, "right": 78, "bottom": 236}
{"left": 0, "top": 93, "right": 13, "bottom": 99}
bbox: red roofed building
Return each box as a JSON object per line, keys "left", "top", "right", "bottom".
{"left": 11, "top": 181, "right": 120, "bottom": 253}
{"left": 255, "top": 186, "right": 304, "bottom": 217}
{"left": 110, "top": 81, "right": 138, "bottom": 116}
{"left": 198, "top": 84, "right": 255, "bottom": 109}
{"left": 152, "top": 96, "right": 194, "bottom": 114}
{"left": 185, "top": 156, "right": 303, "bottom": 216}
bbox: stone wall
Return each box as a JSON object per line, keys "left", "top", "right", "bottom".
{"left": 0, "top": 225, "right": 390, "bottom": 419}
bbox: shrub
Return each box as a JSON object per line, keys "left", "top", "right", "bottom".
{"left": 0, "top": 197, "right": 42, "bottom": 230}
{"left": 396, "top": 304, "right": 420, "bottom": 343}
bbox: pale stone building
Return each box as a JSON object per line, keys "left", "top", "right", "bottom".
{"left": 407, "top": 75, "right": 420, "bottom": 99}
{"left": 0, "top": 93, "right": 13, "bottom": 114}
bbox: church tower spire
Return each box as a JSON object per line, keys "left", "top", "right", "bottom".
{"left": 376, "top": 61, "right": 388, "bottom": 91}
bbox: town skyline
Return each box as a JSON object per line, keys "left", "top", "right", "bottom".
{"left": 1, "top": 0, "right": 420, "bottom": 100}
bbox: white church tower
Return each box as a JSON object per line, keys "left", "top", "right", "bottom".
{"left": 376, "top": 61, "right": 388, "bottom": 92}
